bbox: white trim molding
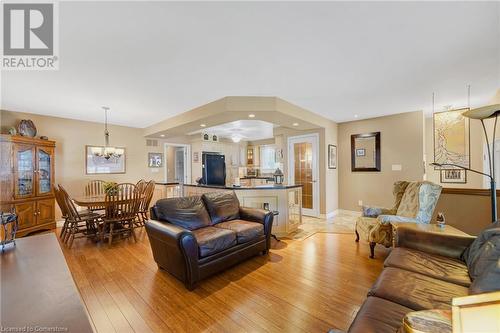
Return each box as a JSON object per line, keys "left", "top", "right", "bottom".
{"left": 335, "top": 209, "right": 362, "bottom": 217}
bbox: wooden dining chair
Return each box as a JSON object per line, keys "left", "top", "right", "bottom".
{"left": 101, "top": 183, "right": 140, "bottom": 245}
{"left": 84, "top": 180, "right": 106, "bottom": 211}
{"left": 59, "top": 185, "right": 101, "bottom": 248}
{"left": 54, "top": 185, "right": 70, "bottom": 240}
{"left": 136, "top": 179, "right": 146, "bottom": 194}
{"left": 136, "top": 180, "right": 155, "bottom": 227}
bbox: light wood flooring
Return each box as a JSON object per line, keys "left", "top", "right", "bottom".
{"left": 58, "top": 227, "right": 390, "bottom": 333}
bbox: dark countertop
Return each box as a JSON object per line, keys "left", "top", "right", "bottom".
{"left": 240, "top": 176, "right": 274, "bottom": 180}
{"left": 156, "top": 182, "right": 180, "bottom": 186}
{"left": 183, "top": 183, "right": 302, "bottom": 190}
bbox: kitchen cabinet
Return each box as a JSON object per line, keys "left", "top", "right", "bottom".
{"left": 246, "top": 146, "right": 260, "bottom": 166}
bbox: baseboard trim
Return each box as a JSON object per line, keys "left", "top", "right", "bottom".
{"left": 336, "top": 209, "right": 361, "bottom": 217}
{"left": 320, "top": 209, "right": 360, "bottom": 219}
{"left": 325, "top": 211, "right": 337, "bottom": 219}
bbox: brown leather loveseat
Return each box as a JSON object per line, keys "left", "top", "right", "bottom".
{"left": 347, "top": 222, "right": 500, "bottom": 332}
{"left": 145, "top": 191, "right": 273, "bottom": 290}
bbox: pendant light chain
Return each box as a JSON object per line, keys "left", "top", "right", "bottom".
{"left": 103, "top": 106, "right": 110, "bottom": 147}
{"left": 92, "top": 106, "right": 122, "bottom": 160}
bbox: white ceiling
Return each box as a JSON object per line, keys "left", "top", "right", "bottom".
{"left": 1, "top": 1, "right": 499, "bottom": 127}
{"left": 189, "top": 120, "right": 275, "bottom": 142}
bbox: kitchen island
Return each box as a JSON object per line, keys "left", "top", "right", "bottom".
{"left": 183, "top": 184, "right": 302, "bottom": 237}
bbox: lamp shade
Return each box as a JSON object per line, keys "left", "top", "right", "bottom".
{"left": 462, "top": 104, "right": 500, "bottom": 120}
{"left": 463, "top": 89, "right": 500, "bottom": 120}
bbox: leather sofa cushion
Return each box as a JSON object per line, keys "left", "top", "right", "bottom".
{"left": 215, "top": 220, "right": 264, "bottom": 244}
{"left": 153, "top": 196, "right": 212, "bottom": 230}
{"left": 202, "top": 191, "right": 240, "bottom": 225}
{"left": 192, "top": 227, "right": 237, "bottom": 258}
{"left": 469, "top": 259, "right": 500, "bottom": 294}
{"left": 462, "top": 221, "right": 500, "bottom": 294}
{"left": 348, "top": 296, "right": 412, "bottom": 333}
{"left": 368, "top": 267, "right": 468, "bottom": 310}
{"left": 385, "top": 247, "right": 471, "bottom": 287}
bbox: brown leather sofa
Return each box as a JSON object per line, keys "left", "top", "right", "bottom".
{"left": 347, "top": 222, "right": 500, "bottom": 333}
{"left": 145, "top": 191, "right": 273, "bottom": 290}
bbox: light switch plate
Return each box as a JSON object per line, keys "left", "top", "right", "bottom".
{"left": 392, "top": 164, "right": 402, "bottom": 171}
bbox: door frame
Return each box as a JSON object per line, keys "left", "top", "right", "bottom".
{"left": 287, "top": 133, "right": 320, "bottom": 217}
{"left": 163, "top": 143, "right": 191, "bottom": 184}
{"left": 484, "top": 139, "right": 500, "bottom": 189}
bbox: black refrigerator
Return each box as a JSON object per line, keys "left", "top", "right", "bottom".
{"left": 201, "top": 153, "right": 226, "bottom": 186}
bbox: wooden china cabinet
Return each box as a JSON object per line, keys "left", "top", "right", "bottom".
{"left": 0, "top": 135, "right": 56, "bottom": 236}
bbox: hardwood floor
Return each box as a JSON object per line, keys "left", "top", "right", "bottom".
{"left": 58, "top": 228, "right": 390, "bottom": 333}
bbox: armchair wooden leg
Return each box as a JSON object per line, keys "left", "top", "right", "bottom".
{"left": 355, "top": 229, "right": 360, "bottom": 242}
{"left": 369, "top": 242, "right": 376, "bottom": 259}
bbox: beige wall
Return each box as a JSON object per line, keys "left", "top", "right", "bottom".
{"left": 1, "top": 110, "right": 166, "bottom": 219}
{"left": 432, "top": 192, "right": 496, "bottom": 235}
{"left": 338, "top": 107, "right": 496, "bottom": 235}
{"left": 324, "top": 124, "right": 339, "bottom": 215}
{"left": 165, "top": 146, "right": 176, "bottom": 182}
{"left": 338, "top": 111, "right": 425, "bottom": 211}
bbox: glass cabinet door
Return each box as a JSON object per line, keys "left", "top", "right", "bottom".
{"left": 36, "top": 147, "right": 54, "bottom": 196}
{"left": 14, "top": 145, "right": 35, "bottom": 199}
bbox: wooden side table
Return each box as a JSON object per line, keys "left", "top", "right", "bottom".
{"left": 391, "top": 222, "right": 469, "bottom": 247}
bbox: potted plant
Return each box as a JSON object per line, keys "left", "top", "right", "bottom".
{"left": 103, "top": 182, "right": 118, "bottom": 195}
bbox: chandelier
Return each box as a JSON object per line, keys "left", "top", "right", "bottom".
{"left": 91, "top": 106, "right": 124, "bottom": 160}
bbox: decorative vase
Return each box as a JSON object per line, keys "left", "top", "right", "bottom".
{"left": 17, "top": 120, "right": 37, "bottom": 137}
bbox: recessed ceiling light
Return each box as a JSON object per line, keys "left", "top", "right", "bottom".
{"left": 248, "top": 114, "right": 255, "bottom": 118}
{"left": 354, "top": 114, "right": 359, "bottom": 118}
{"left": 160, "top": 134, "right": 165, "bottom": 137}
{"left": 292, "top": 122, "right": 299, "bottom": 127}
{"left": 200, "top": 124, "right": 206, "bottom": 127}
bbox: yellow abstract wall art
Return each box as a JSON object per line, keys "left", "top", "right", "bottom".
{"left": 433, "top": 108, "right": 470, "bottom": 169}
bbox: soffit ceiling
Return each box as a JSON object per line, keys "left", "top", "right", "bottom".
{"left": 1, "top": 1, "right": 499, "bottom": 128}
{"left": 189, "top": 120, "right": 276, "bottom": 142}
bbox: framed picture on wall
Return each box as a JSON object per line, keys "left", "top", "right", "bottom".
{"left": 356, "top": 148, "right": 366, "bottom": 157}
{"left": 433, "top": 108, "right": 470, "bottom": 169}
{"left": 328, "top": 144, "right": 337, "bottom": 169}
{"left": 351, "top": 132, "right": 381, "bottom": 172}
{"left": 148, "top": 152, "right": 163, "bottom": 168}
{"left": 85, "top": 145, "right": 126, "bottom": 174}
{"left": 440, "top": 169, "right": 467, "bottom": 184}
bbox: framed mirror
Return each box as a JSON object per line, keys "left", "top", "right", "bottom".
{"left": 351, "top": 132, "right": 381, "bottom": 172}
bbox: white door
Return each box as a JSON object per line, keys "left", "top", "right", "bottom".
{"left": 288, "top": 134, "right": 320, "bottom": 217}
{"left": 174, "top": 148, "right": 185, "bottom": 183}
{"left": 164, "top": 143, "right": 191, "bottom": 185}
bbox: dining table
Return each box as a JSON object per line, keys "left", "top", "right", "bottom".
{"left": 72, "top": 193, "right": 145, "bottom": 208}
{"left": 72, "top": 194, "right": 108, "bottom": 207}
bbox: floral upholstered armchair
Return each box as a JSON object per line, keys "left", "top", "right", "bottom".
{"left": 355, "top": 181, "right": 442, "bottom": 258}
